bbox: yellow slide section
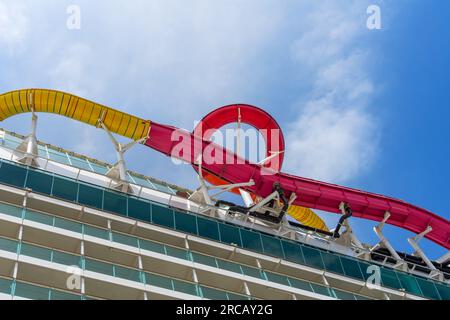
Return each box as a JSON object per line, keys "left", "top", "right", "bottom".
{"left": 287, "top": 205, "right": 329, "bottom": 232}
{"left": 0, "top": 89, "right": 151, "bottom": 141}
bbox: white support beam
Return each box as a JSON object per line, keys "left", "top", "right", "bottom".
{"left": 16, "top": 92, "right": 39, "bottom": 167}
{"left": 371, "top": 212, "right": 408, "bottom": 271}
{"left": 408, "top": 226, "right": 444, "bottom": 281}
{"left": 98, "top": 118, "right": 146, "bottom": 194}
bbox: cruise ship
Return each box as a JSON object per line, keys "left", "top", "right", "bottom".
{"left": 0, "top": 89, "right": 448, "bottom": 300}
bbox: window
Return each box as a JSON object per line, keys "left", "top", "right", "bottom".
{"left": 103, "top": 190, "right": 127, "bottom": 216}
{"left": 340, "top": 256, "right": 364, "bottom": 281}
{"left": 218, "top": 223, "right": 242, "bottom": 247}
{"left": 240, "top": 229, "right": 263, "bottom": 253}
{"left": 20, "top": 243, "right": 52, "bottom": 261}
{"left": 174, "top": 211, "right": 198, "bottom": 235}
{"left": 197, "top": 216, "right": 220, "bottom": 241}
{"left": 260, "top": 234, "right": 284, "bottom": 258}
{"left": 310, "top": 283, "right": 334, "bottom": 298}
{"left": 241, "top": 265, "right": 265, "bottom": 280}
{"left": 216, "top": 260, "right": 242, "bottom": 274}
{"left": 281, "top": 240, "right": 304, "bottom": 265}
{"left": 165, "top": 246, "right": 190, "bottom": 260}
{"left": 288, "top": 277, "right": 313, "bottom": 292}
{"left": 0, "top": 161, "right": 27, "bottom": 188}
{"left": 151, "top": 204, "right": 174, "bottom": 228}
{"left": 321, "top": 251, "right": 344, "bottom": 275}
{"left": 301, "top": 245, "right": 325, "bottom": 269}
{"left": 78, "top": 184, "right": 103, "bottom": 210}
{"left": 173, "top": 280, "right": 199, "bottom": 296}
{"left": 52, "top": 177, "right": 78, "bottom": 202}
{"left": 25, "top": 170, "right": 53, "bottom": 195}
{"left": 128, "top": 197, "right": 151, "bottom": 222}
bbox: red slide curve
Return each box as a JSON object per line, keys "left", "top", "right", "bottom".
{"left": 146, "top": 105, "right": 450, "bottom": 250}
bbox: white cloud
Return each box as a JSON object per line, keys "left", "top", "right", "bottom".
{"left": 0, "top": 1, "right": 27, "bottom": 50}
{"left": 284, "top": 1, "right": 378, "bottom": 184}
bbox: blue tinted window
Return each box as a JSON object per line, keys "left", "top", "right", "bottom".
{"left": 321, "top": 251, "right": 344, "bottom": 274}
{"left": 415, "top": 277, "right": 441, "bottom": 300}
{"left": 339, "top": 256, "right": 364, "bottom": 280}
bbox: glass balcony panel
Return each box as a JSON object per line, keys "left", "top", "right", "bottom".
{"left": 25, "top": 170, "right": 53, "bottom": 195}
{"left": 339, "top": 256, "right": 365, "bottom": 281}
{"left": 197, "top": 216, "right": 220, "bottom": 241}
{"left": 165, "top": 246, "right": 190, "bottom": 260}
{"left": 241, "top": 265, "right": 265, "bottom": 280}
{"left": 415, "top": 276, "right": 441, "bottom": 300}
{"left": 84, "top": 258, "right": 114, "bottom": 276}
{"left": 52, "top": 176, "right": 78, "bottom": 202}
{"left": 0, "top": 278, "right": 13, "bottom": 295}
{"left": 24, "top": 210, "right": 53, "bottom": 226}
{"left": 281, "top": 240, "right": 305, "bottom": 265}
{"left": 201, "top": 286, "right": 228, "bottom": 300}
{"left": 321, "top": 251, "right": 345, "bottom": 275}
{"left": 78, "top": 184, "right": 104, "bottom": 210}
{"left": 83, "top": 225, "right": 110, "bottom": 240}
{"left": 333, "top": 289, "right": 357, "bottom": 300}
{"left": 49, "top": 290, "right": 82, "bottom": 300}
{"left": 0, "top": 202, "right": 22, "bottom": 218}
{"left": 310, "top": 283, "right": 335, "bottom": 298}
{"left": 54, "top": 217, "right": 82, "bottom": 233}
{"left": 0, "top": 162, "right": 27, "bottom": 188}
{"left": 265, "top": 272, "right": 290, "bottom": 286}
{"left": 0, "top": 237, "right": 18, "bottom": 253}
{"left": 20, "top": 243, "right": 52, "bottom": 261}
{"left": 14, "top": 282, "right": 49, "bottom": 300}
{"left": 191, "top": 252, "right": 217, "bottom": 267}
{"left": 261, "top": 234, "right": 284, "bottom": 258}
{"left": 48, "top": 149, "right": 70, "bottom": 165}
{"left": 218, "top": 223, "right": 242, "bottom": 247}
{"left": 288, "top": 277, "right": 314, "bottom": 292}
{"left": 174, "top": 211, "right": 198, "bottom": 235}
{"left": 68, "top": 156, "right": 92, "bottom": 171}
{"left": 301, "top": 245, "right": 325, "bottom": 270}
{"left": 111, "top": 232, "right": 138, "bottom": 248}
{"left": 226, "top": 292, "right": 250, "bottom": 300}
{"left": 114, "top": 265, "right": 141, "bottom": 282}
{"left": 216, "top": 260, "right": 242, "bottom": 274}
{"left": 434, "top": 283, "right": 450, "bottom": 300}
{"left": 380, "top": 267, "right": 402, "bottom": 290}
{"left": 138, "top": 239, "right": 166, "bottom": 254}
{"left": 396, "top": 271, "right": 422, "bottom": 296}
{"left": 145, "top": 273, "right": 173, "bottom": 290}
{"left": 240, "top": 229, "right": 263, "bottom": 253}
{"left": 128, "top": 197, "right": 151, "bottom": 222}
{"left": 52, "top": 251, "right": 82, "bottom": 267}
{"left": 103, "top": 190, "right": 127, "bottom": 216}
{"left": 173, "top": 280, "right": 199, "bottom": 296}
{"left": 151, "top": 204, "right": 174, "bottom": 229}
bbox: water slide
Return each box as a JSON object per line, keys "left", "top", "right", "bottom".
{"left": 1, "top": 89, "right": 449, "bottom": 250}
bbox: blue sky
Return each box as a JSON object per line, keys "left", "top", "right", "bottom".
{"left": 0, "top": 0, "right": 448, "bottom": 258}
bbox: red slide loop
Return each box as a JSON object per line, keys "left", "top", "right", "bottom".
{"left": 192, "top": 104, "right": 285, "bottom": 193}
